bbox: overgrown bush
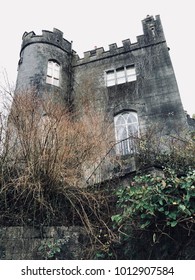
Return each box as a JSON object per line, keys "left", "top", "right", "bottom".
{"left": 0, "top": 90, "right": 116, "bottom": 258}
{"left": 110, "top": 168, "right": 195, "bottom": 259}
{"left": 136, "top": 125, "right": 195, "bottom": 174}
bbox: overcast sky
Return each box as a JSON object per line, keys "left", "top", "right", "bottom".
{"left": 0, "top": 0, "right": 194, "bottom": 116}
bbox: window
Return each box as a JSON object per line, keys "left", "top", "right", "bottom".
{"left": 106, "top": 65, "right": 136, "bottom": 87}
{"left": 126, "top": 65, "right": 136, "bottom": 82}
{"left": 46, "top": 60, "right": 60, "bottom": 86}
{"left": 106, "top": 70, "right": 115, "bottom": 87}
{"left": 114, "top": 111, "right": 139, "bottom": 155}
{"left": 116, "top": 67, "right": 126, "bottom": 84}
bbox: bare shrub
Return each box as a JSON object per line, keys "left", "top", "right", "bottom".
{"left": 134, "top": 122, "right": 195, "bottom": 173}
{"left": 0, "top": 88, "right": 116, "bottom": 258}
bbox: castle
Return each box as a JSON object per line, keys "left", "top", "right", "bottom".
{"left": 1, "top": 15, "right": 193, "bottom": 260}
{"left": 15, "top": 15, "right": 189, "bottom": 183}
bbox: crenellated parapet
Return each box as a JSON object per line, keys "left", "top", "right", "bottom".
{"left": 20, "top": 28, "right": 72, "bottom": 55}
{"left": 20, "top": 15, "right": 165, "bottom": 65}
{"left": 74, "top": 15, "right": 166, "bottom": 65}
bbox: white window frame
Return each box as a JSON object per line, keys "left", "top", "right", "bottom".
{"left": 106, "top": 65, "right": 136, "bottom": 87}
{"left": 46, "top": 60, "right": 60, "bottom": 86}
{"left": 114, "top": 111, "right": 139, "bottom": 155}
{"left": 106, "top": 70, "right": 115, "bottom": 87}
{"left": 126, "top": 65, "right": 137, "bottom": 82}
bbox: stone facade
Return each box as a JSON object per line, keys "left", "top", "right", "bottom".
{"left": 16, "top": 15, "right": 188, "bottom": 138}
{"left": 72, "top": 15, "right": 187, "bottom": 136}
{"left": 0, "top": 226, "right": 86, "bottom": 260}
{"left": 15, "top": 14, "right": 189, "bottom": 184}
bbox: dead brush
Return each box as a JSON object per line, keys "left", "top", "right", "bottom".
{"left": 0, "top": 89, "right": 117, "bottom": 258}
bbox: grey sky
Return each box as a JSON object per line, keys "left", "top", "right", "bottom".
{"left": 0, "top": 0, "right": 194, "bottom": 115}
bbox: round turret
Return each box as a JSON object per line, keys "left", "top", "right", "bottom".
{"left": 15, "top": 28, "right": 73, "bottom": 104}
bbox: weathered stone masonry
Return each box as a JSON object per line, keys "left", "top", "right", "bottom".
{"left": 1, "top": 15, "right": 191, "bottom": 260}
{"left": 0, "top": 226, "right": 86, "bottom": 260}
{"left": 16, "top": 15, "right": 187, "bottom": 137}
{"left": 73, "top": 15, "right": 187, "bottom": 136}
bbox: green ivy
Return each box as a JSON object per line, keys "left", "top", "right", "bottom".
{"left": 38, "top": 239, "right": 65, "bottom": 259}
{"left": 113, "top": 169, "right": 195, "bottom": 229}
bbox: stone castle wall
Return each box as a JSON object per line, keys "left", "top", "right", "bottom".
{"left": 0, "top": 226, "right": 86, "bottom": 260}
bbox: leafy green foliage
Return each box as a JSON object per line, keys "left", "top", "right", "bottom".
{"left": 111, "top": 169, "right": 195, "bottom": 259}
{"left": 113, "top": 169, "right": 195, "bottom": 229}
{"left": 38, "top": 239, "right": 65, "bottom": 259}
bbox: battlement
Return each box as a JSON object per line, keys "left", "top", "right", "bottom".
{"left": 20, "top": 15, "right": 165, "bottom": 64}
{"left": 74, "top": 15, "right": 166, "bottom": 65}
{"left": 20, "top": 28, "right": 72, "bottom": 55}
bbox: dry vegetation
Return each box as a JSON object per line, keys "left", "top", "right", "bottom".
{"left": 0, "top": 88, "right": 117, "bottom": 258}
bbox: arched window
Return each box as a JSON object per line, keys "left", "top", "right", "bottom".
{"left": 114, "top": 111, "right": 139, "bottom": 155}
{"left": 46, "top": 60, "right": 60, "bottom": 86}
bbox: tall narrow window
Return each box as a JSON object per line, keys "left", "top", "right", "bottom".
{"left": 46, "top": 60, "right": 60, "bottom": 86}
{"left": 114, "top": 111, "right": 139, "bottom": 155}
{"left": 126, "top": 65, "right": 136, "bottom": 82}
{"left": 116, "top": 67, "right": 126, "bottom": 84}
{"left": 106, "top": 70, "right": 115, "bottom": 87}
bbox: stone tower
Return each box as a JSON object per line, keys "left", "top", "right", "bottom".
{"left": 16, "top": 28, "right": 73, "bottom": 104}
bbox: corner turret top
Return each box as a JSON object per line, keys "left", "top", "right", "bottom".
{"left": 20, "top": 28, "right": 72, "bottom": 55}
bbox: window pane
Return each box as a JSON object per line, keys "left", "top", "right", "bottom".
{"left": 107, "top": 70, "right": 114, "bottom": 79}
{"left": 54, "top": 68, "right": 59, "bottom": 79}
{"left": 115, "top": 115, "right": 125, "bottom": 125}
{"left": 128, "top": 123, "right": 138, "bottom": 136}
{"left": 115, "top": 128, "right": 129, "bottom": 155}
{"left": 127, "top": 75, "right": 136, "bottom": 82}
{"left": 116, "top": 125, "right": 127, "bottom": 141}
{"left": 126, "top": 65, "right": 136, "bottom": 82}
{"left": 107, "top": 79, "right": 115, "bottom": 86}
{"left": 46, "top": 76, "right": 52, "bottom": 84}
{"left": 116, "top": 68, "right": 125, "bottom": 84}
{"left": 53, "top": 78, "right": 59, "bottom": 87}
{"left": 127, "top": 112, "right": 137, "bottom": 123}
{"left": 114, "top": 111, "right": 139, "bottom": 155}
{"left": 117, "top": 77, "right": 126, "bottom": 84}
{"left": 54, "top": 62, "right": 60, "bottom": 68}
{"left": 47, "top": 65, "right": 53, "bottom": 77}
{"left": 116, "top": 68, "right": 125, "bottom": 78}
{"left": 126, "top": 65, "right": 135, "bottom": 75}
{"left": 46, "top": 61, "right": 60, "bottom": 86}
{"left": 106, "top": 70, "right": 115, "bottom": 86}
{"left": 122, "top": 113, "right": 129, "bottom": 122}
